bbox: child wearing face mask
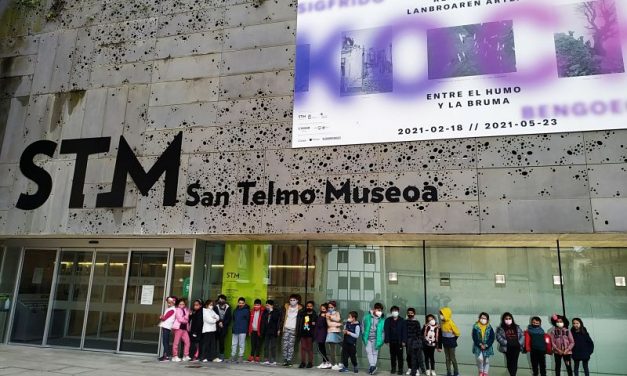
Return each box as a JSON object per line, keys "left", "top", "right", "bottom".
{"left": 422, "top": 314, "right": 440, "bottom": 376}
{"left": 248, "top": 298, "right": 265, "bottom": 363}
{"left": 158, "top": 296, "right": 177, "bottom": 361}
{"left": 472, "top": 312, "right": 495, "bottom": 376}
{"left": 495, "top": 312, "right": 524, "bottom": 376}
{"left": 213, "top": 294, "right": 232, "bottom": 360}
{"left": 439, "top": 307, "right": 461, "bottom": 376}
{"left": 384, "top": 306, "right": 408, "bottom": 375}
{"left": 362, "top": 302, "right": 385, "bottom": 375}
{"left": 405, "top": 308, "right": 426, "bottom": 376}
{"left": 570, "top": 318, "right": 594, "bottom": 376}
{"left": 326, "top": 301, "right": 344, "bottom": 370}
{"left": 549, "top": 314, "right": 574, "bottom": 376}
{"left": 280, "top": 294, "right": 303, "bottom": 367}
{"left": 297, "top": 300, "right": 318, "bottom": 368}
{"left": 524, "top": 316, "right": 550, "bottom": 376}
{"left": 339, "top": 311, "right": 361, "bottom": 373}
{"left": 202, "top": 300, "right": 221, "bottom": 363}
{"left": 171, "top": 298, "right": 191, "bottom": 362}
{"left": 316, "top": 303, "right": 332, "bottom": 369}
{"left": 189, "top": 299, "right": 204, "bottom": 361}
{"left": 261, "top": 299, "right": 282, "bottom": 366}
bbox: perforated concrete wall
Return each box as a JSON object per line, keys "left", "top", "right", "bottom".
{"left": 0, "top": 0, "right": 626, "bottom": 236}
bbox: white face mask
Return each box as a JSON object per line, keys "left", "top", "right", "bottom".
{"left": 556, "top": 322, "right": 564, "bottom": 328}
{"left": 439, "top": 315, "right": 444, "bottom": 320}
{"left": 429, "top": 319, "right": 436, "bottom": 326}
{"left": 391, "top": 311, "right": 399, "bottom": 318}
{"left": 374, "top": 311, "right": 382, "bottom": 317}
{"left": 505, "top": 319, "right": 513, "bottom": 325}
{"left": 480, "top": 318, "right": 488, "bottom": 325}
{"left": 289, "top": 300, "right": 297, "bottom": 307}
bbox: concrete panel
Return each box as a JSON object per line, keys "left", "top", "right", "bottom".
{"left": 375, "top": 138, "right": 478, "bottom": 172}
{"left": 219, "top": 70, "right": 293, "bottom": 100}
{"left": 157, "top": 8, "right": 225, "bottom": 37}
{"left": 379, "top": 201, "right": 480, "bottom": 234}
{"left": 0, "top": 55, "right": 36, "bottom": 78}
{"left": 215, "top": 96, "right": 292, "bottom": 126}
{"left": 90, "top": 61, "right": 153, "bottom": 88}
{"left": 152, "top": 53, "right": 221, "bottom": 82}
{"left": 479, "top": 166, "right": 590, "bottom": 200}
{"left": 155, "top": 31, "right": 223, "bottom": 59}
{"left": 147, "top": 102, "right": 218, "bottom": 129}
{"left": 0, "top": 75, "right": 33, "bottom": 98}
{"left": 588, "top": 164, "right": 627, "bottom": 198}
{"left": 223, "top": 21, "right": 295, "bottom": 51}
{"left": 591, "top": 198, "right": 627, "bottom": 232}
{"left": 149, "top": 78, "right": 219, "bottom": 106}
{"left": 224, "top": 1, "right": 296, "bottom": 28}
{"left": 477, "top": 133, "right": 586, "bottom": 168}
{"left": 480, "top": 199, "right": 593, "bottom": 233}
{"left": 289, "top": 203, "right": 379, "bottom": 234}
{"left": 221, "top": 45, "right": 294, "bottom": 76}
{"left": 585, "top": 130, "right": 627, "bottom": 164}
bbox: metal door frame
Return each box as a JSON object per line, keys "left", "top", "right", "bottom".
{"left": 117, "top": 248, "right": 171, "bottom": 356}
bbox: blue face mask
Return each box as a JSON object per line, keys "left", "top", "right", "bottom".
{"left": 328, "top": 308, "right": 335, "bottom": 314}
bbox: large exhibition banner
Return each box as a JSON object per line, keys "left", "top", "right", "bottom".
{"left": 292, "top": 0, "right": 627, "bottom": 147}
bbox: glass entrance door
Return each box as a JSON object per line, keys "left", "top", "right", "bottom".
{"left": 83, "top": 251, "right": 128, "bottom": 350}
{"left": 47, "top": 250, "right": 93, "bottom": 347}
{"left": 119, "top": 250, "right": 169, "bottom": 354}
{"left": 10, "top": 249, "right": 58, "bottom": 344}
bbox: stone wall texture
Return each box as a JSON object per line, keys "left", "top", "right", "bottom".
{"left": 0, "top": 0, "right": 626, "bottom": 236}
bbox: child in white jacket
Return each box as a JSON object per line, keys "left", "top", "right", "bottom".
{"left": 202, "top": 300, "right": 222, "bottom": 362}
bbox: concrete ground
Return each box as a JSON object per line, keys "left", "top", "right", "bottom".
{"left": 0, "top": 345, "right": 621, "bottom": 376}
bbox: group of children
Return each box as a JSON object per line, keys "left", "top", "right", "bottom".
{"left": 159, "top": 296, "right": 595, "bottom": 376}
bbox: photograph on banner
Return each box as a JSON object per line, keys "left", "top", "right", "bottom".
{"left": 293, "top": 0, "right": 627, "bottom": 147}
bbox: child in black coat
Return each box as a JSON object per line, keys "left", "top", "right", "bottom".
{"left": 571, "top": 318, "right": 594, "bottom": 376}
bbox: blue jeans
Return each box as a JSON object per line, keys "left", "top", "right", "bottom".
{"left": 161, "top": 328, "right": 171, "bottom": 357}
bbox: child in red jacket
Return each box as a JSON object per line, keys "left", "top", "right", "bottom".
{"left": 524, "top": 316, "right": 551, "bottom": 376}
{"left": 248, "top": 299, "right": 265, "bottom": 362}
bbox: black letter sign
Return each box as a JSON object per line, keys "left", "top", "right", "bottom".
{"left": 16, "top": 140, "right": 57, "bottom": 210}
{"left": 96, "top": 132, "right": 183, "bottom": 208}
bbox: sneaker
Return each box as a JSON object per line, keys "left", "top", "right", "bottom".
{"left": 247, "top": 356, "right": 254, "bottom": 362}
{"left": 255, "top": 357, "right": 261, "bottom": 363}
{"left": 320, "top": 362, "right": 333, "bottom": 369}
{"left": 398, "top": 370, "right": 403, "bottom": 376}
{"left": 299, "top": 363, "right": 306, "bottom": 369}
{"left": 307, "top": 362, "right": 313, "bottom": 369}
{"left": 262, "top": 360, "right": 270, "bottom": 365}
{"left": 182, "top": 356, "right": 191, "bottom": 362}
{"left": 201, "top": 359, "right": 208, "bottom": 363}
{"left": 333, "top": 364, "right": 344, "bottom": 371}
{"left": 407, "top": 370, "right": 412, "bottom": 375}
{"left": 270, "top": 362, "right": 277, "bottom": 366}
{"left": 172, "top": 356, "right": 181, "bottom": 362}
{"left": 354, "top": 367, "right": 359, "bottom": 373}
{"left": 283, "top": 361, "right": 292, "bottom": 367}
{"left": 340, "top": 368, "right": 350, "bottom": 373}
{"left": 213, "top": 358, "right": 223, "bottom": 363}
{"left": 368, "top": 366, "right": 375, "bottom": 375}
{"left": 158, "top": 356, "right": 169, "bottom": 362}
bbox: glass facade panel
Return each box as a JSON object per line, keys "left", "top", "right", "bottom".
{"left": 10, "top": 249, "right": 57, "bottom": 344}
{"left": 560, "top": 246, "right": 627, "bottom": 374}
{"left": 425, "top": 244, "right": 560, "bottom": 372}
{"left": 169, "top": 248, "right": 192, "bottom": 300}
{"left": 0, "top": 247, "right": 20, "bottom": 342}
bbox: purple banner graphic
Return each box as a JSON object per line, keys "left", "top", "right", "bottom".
{"left": 292, "top": 0, "right": 627, "bottom": 148}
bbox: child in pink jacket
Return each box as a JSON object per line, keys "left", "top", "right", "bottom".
{"left": 172, "top": 298, "right": 191, "bottom": 361}
{"left": 549, "top": 314, "right": 574, "bottom": 376}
